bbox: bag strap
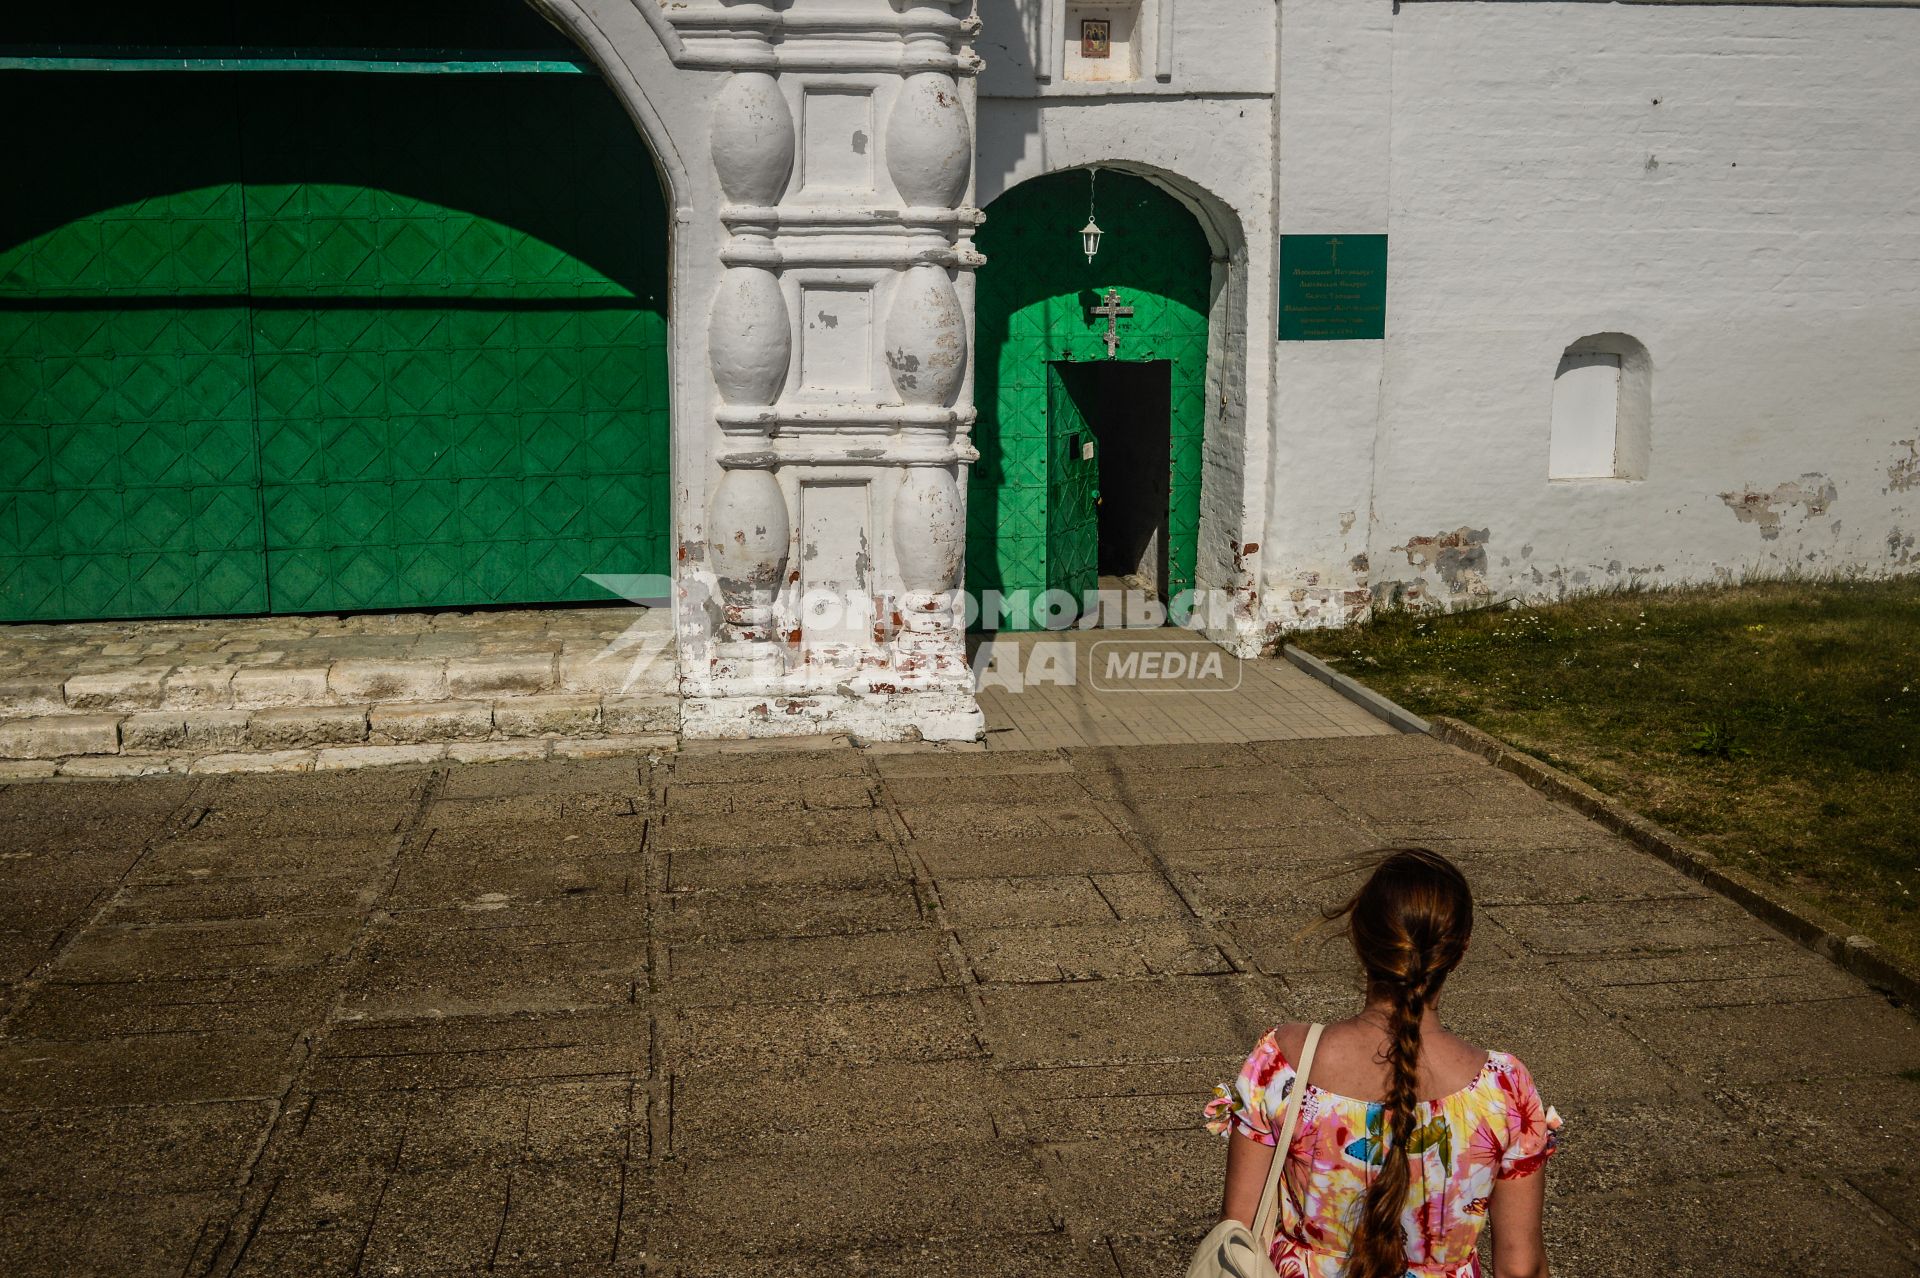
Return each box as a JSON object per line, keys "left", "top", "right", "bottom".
{"left": 1252, "top": 1023, "right": 1324, "bottom": 1254}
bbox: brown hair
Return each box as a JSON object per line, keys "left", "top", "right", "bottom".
{"left": 1339, "top": 848, "right": 1474, "bottom": 1278}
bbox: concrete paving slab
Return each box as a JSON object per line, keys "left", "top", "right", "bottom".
{"left": 658, "top": 881, "right": 926, "bottom": 942}
{"left": 910, "top": 834, "right": 1149, "bottom": 880}
{"left": 668, "top": 930, "right": 953, "bottom": 1006}
{"left": 671, "top": 989, "right": 981, "bottom": 1070}
{"left": 671, "top": 1059, "right": 1006, "bottom": 1156}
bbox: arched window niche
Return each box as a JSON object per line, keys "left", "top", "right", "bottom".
{"left": 1548, "top": 333, "right": 1651, "bottom": 481}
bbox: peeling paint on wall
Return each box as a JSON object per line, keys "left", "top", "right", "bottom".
{"left": 1397, "top": 526, "right": 1491, "bottom": 600}
{"left": 1719, "top": 474, "right": 1837, "bottom": 541}
{"left": 1890, "top": 441, "right": 1920, "bottom": 494}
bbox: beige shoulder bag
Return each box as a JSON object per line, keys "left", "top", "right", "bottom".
{"left": 1184, "top": 1023, "right": 1325, "bottom": 1278}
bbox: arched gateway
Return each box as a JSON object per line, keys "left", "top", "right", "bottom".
{"left": 1, "top": 0, "right": 989, "bottom": 742}
{"left": 0, "top": 5, "right": 671, "bottom": 620}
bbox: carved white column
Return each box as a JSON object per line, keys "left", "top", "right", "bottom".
{"left": 671, "top": 0, "right": 985, "bottom": 740}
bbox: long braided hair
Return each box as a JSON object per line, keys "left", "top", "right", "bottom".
{"left": 1339, "top": 848, "right": 1473, "bottom": 1278}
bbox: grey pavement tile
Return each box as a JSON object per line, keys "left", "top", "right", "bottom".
{"left": 960, "top": 920, "right": 1230, "bottom": 983}
{"left": 309, "top": 1009, "right": 650, "bottom": 1091}
{"left": 346, "top": 910, "right": 645, "bottom": 1020}
{"left": 870, "top": 749, "right": 1070, "bottom": 779}
{"left": 425, "top": 791, "right": 645, "bottom": 826}
{"left": 1361, "top": 812, "right": 1626, "bottom": 854}
{"left": 1146, "top": 822, "right": 1383, "bottom": 872}
{"left": 1000, "top": 1061, "right": 1227, "bottom": 1140}
{"left": 658, "top": 881, "right": 926, "bottom": 943}
{"left": 360, "top": 1163, "right": 511, "bottom": 1273}
{"left": 671, "top": 988, "right": 981, "bottom": 1070}
{"left": 899, "top": 801, "right": 1122, "bottom": 842}
{"left": 1042, "top": 1129, "right": 1223, "bottom": 1235}
{"left": 134, "top": 835, "right": 397, "bottom": 883}
{"left": 667, "top": 840, "right": 905, "bottom": 891}
{"left": 657, "top": 807, "right": 885, "bottom": 850}
{"left": 1546, "top": 1093, "right": 1777, "bottom": 1196}
{"left": 910, "top": 834, "right": 1148, "bottom": 880}
{"left": 1720, "top": 1073, "right": 1920, "bottom": 1179}
{"left": 665, "top": 775, "right": 875, "bottom": 813}
{"left": 98, "top": 872, "right": 375, "bottom": 925}
{"left": 939, "top": 876, "right": 1118, "bottom": 927}
{"left": 52, "top": 914, "right": 363, "bottom": 981}
{"left": 1452, "top": 843, "right": 1710, "bottom": 907}
{"left": 385, "top": 846, "right": 637, "bottom": 911}
{"left": 1623, "top": 996, "right": 1920, "bottom": 1085}
{"left": 493, "top": 1161, "right": 625, "bottom": 1268}
{"left": 185, "top": 802, "right": 413, "bottom": 841}
{"left": 439, "top": 757, "right": 644, "bottom": 799}
{"left": 979, "top": 976, "right": 1272, "bottom": 1067}
{"left": 1553, "top": 942, "right": 1867, "bottom": 1012}
{"left": 669, "top": 928, "right": 951, "bottom": 1007}
{"left": 0, "top": 1190, "right": 226, "bottom": 1278}
{"left": 657, "top": 1233, "right": 1119, "bottom": 1278}
{"left": 1486, "top": 893, "right": 1781, "bottom": 957}
{"left": 1123, "top": 792, "right": 1361, "bottom": 842}
{"left": 202, "top": 770, "right": 430, "bottom": 819}
{"left": 1248, "top": 734, "right": 1461, "bottom": 768}
{"left": 1068, "top": 743, "right": 1265, "bottom": 773}
{"left": 880, "top": 771, "right": 1091, "bottom": 808}
{"left": 417, "top": 815, "right": 648, "bottom": 858}
{"left": 1850, "top": 1169, "right": 1920, "bottom": 1236}
{"left": 229, "top": 1225, "right": 368, "bottom": 1278}
{"left": 670, "top": 748, "right": 866, "bottom": 786}
{"left": 1546, "top": 1173, "right": 1919, "bottom": 1277}
{"left": 0, "top": 1099, "right": 272, "bottom": 1197}
{"left": 0, "top": 1029, "right": 296, "bottom": 1108}
{"left": 10, "top": 969, "right": 339, "bottom": 1039}
{"left": 1091, "top": 872, "right": 1192, "bottom": 920}
{"left": 0, "top": 776, "right": 195, "bottom": 827}
{"left": 671, "top": 1059, "right": 1006, "bottom": 1156}
{"left": 1073, "top": 762, "right": 1322, "bottom": 803}
{"left": 653, "top": 1145, "right": 1057, "bottom": 1255}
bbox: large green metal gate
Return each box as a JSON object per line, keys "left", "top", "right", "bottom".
{"left": 0, "top": 60, "right": 669, "bottom": 622}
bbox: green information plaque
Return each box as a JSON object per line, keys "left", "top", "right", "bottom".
{"left": 1278, "top": 234, "right": 1388, "bottom": 341}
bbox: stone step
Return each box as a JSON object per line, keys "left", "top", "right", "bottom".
{"left": 0, "top": 693, "right": 680, "bottom": 778}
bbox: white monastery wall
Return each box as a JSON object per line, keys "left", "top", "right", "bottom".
{"left": 1365, "top": 1, "right": 1920, "bottom": 612}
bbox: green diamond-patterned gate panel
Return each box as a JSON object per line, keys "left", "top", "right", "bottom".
{"left": 1045, "top": 364, "right": 1100, "bottom": 602}
{"left": 969, "top": 170, "right": 1211, "bottom": 630}
{"left": 0, "top": 70, "right": 669, "bottom": 622}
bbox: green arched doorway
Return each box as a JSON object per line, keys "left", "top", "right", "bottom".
{"left": 0, "top": 3, "right": 669, "bottom": 621}
{"left": 968, "top": 169, "right": 1211, "bottom": 630}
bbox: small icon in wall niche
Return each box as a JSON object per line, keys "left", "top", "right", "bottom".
{"left": 1081, "top": 18, "right": 1111, "bottom": 58}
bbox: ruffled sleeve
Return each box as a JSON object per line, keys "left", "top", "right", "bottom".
{"left": 1203, "top": 1028, "right": 1294, "bottom": 1146}
{"left": 1492, "top": 1053, "right": 1562, "bottom": 1180}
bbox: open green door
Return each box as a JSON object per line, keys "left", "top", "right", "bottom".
{"left": 1045, "top": 363, "right": 1099, "bottom": 603}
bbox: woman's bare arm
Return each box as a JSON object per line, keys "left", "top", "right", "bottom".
{"left": 1488, "top": 1168, "right": 1549, "bottom": 1278}
{"left": 1219, "top": 1129, "right": 1277, "bottom": 1226}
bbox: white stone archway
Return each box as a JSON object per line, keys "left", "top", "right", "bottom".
{"left": 535, "top": 0, "right": 987, "bottom": 742}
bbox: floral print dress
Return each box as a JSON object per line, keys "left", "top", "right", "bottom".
{"left": 1204, "top": 1030, "right": 1562, "bottom": 1278}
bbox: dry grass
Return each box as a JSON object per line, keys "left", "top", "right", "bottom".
{"left": 1297, "top": 579, "right": 1920, "bottom": 968}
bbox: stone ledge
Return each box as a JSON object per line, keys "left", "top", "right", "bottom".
{"left": 1427, "top": 714, "right": 1920, "bottom": 1012}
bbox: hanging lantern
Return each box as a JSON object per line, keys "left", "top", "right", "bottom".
{"left": 1080, "top": 217, "right": 1104, "bottom": 263}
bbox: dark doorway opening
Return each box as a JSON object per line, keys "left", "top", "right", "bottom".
{"left": 1055, "top": 359, "right": 1173, "bottom": 604}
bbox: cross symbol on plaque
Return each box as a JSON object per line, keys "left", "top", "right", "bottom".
{"left": 1326, "top": 237, "right": 1344, "bottom": 267}
{"left": 1092, "top": 288, "right": 1134, "bottom": 359}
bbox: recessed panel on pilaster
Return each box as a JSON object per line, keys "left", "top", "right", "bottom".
{"left": 798, "top": 283, "right": 875, "bottom": 395}
{"left": 797, "top": 479, "right": 875, "bottom": 651}
{"left": 799, "top": 87, "right": 877, "bottom": 195}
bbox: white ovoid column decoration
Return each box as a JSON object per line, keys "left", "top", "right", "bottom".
{"left": 677, "top": 0, "right": 986, "bottom": 741}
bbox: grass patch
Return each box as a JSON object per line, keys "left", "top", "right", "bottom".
{"left": 1296, "top": 579, "right": 1920, "bottom": 968}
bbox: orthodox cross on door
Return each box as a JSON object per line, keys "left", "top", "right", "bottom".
{"left": 1092, "top": 288, "right": 1134, "bottom": 359}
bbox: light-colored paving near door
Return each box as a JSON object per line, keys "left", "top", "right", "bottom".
{"left": 1, "top": 733, "right": 1915, "bottom": 1276}
{"left": 973, "top": 629, "right": 1395, "bottom": 748}
{"left": 0, "top": 607, "right": 677, "bottom": 777}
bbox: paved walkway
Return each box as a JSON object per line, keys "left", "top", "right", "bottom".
{"left": 972, "top": 631, "right": 1393, "bottom": 748}
{"left": 2, "top": 735, "right": 1918, "bottom": 1276}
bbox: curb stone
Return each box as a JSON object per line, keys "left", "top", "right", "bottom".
{"left": 1427, "top": 714, "right": 1920, "bottom": 1012}
{"left": 1281, "top": 645, "right": 1429, "bottom": 734}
